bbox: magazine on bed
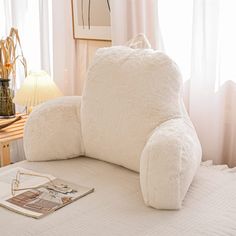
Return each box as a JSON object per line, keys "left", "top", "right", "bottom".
{"left": 0, "top": 167, "right": 94, "bottom": 219}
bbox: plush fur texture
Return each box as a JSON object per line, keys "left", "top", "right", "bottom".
{"left": 24, "top": 96, "right": 84, "bottom": 161}
{"left": 81, "top": 47, "right": 183, "bottom": 171}
{"left": 140, "top": 118, "right": 202, "bottom": 209}
{"left": 24, "top": 46, "right": 202, "bottom": 209}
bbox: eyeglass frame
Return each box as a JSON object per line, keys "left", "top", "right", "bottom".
{"left": 11, "top": 170, "right": 56, "bottom": 196}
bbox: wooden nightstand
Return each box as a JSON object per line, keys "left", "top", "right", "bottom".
{"left": 0, "top": 113, "right": 28, "bottom": 167}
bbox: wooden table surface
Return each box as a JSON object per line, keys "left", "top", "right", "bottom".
{"left": 0, "top": 113, "right": 28, "bottom": 167}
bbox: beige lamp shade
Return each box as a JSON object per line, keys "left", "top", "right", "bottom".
{"left": 13, "top": 70, "right": 63, "bottom": 108}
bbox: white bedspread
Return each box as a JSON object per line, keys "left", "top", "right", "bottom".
{"left": 0, "top": 158, "right": 236, "bottom": 236}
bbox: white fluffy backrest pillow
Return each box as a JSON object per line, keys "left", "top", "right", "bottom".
{"left": 81, "top": 46, "right": 183, "bottom": 171}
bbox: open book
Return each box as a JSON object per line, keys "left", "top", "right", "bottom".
{"left": 0, "top": 167, "right": 94, "bottom": 219}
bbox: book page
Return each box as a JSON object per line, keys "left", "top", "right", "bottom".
{"left": 0, "top": 168, "right": 94, "bottom": 218}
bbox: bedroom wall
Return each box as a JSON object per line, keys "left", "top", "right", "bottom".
{"left": 52, "top": 0, "right": 111, "bottom": 96}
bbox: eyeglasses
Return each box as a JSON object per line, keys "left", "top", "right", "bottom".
{"left": 11, "top": 170, "right": 56, "bottom": 196}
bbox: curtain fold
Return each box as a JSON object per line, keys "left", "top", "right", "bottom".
{"left": 189, "top": 0, "right": 236, "bottom": 166}
{"left": 51, "top": 0, "right": 76, "bottom": 95}
{"left": 39, "top": 0, "right": 52, "bottom": 74}
{"left": 111, "top": 0, "right": 163, "bottom": 49}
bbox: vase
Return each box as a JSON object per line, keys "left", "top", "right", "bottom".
{"left": 0, "top": 79, "right": 15, "bottom": 118}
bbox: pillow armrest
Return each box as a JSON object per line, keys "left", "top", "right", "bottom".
{"left": 140, "top": 118, "right": 202, "bottom": 209}
{"left": 24, "top": 96, "right": 84, "bottom": 161}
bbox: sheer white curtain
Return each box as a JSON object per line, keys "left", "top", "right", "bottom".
{"left": 189, "top": 0, "right": 236, "bottom": 166}
{"left": 159, "top": 0, "right": 236, "bottom": 166}
{"left": 51, "top": 0, "right": 77, "bottom": 95}
{"left": 0, "top": 0, "right": 52, "bottom": 162}
{"left": 111, "top": 0, "right": 163, "bottom": 49}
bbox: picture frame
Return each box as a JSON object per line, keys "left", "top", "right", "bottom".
{"left": 71, "top": 0, "right": 111, "bottom": 40}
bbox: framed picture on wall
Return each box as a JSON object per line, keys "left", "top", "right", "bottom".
{"left": 71, "top": 0, "right": 111, "bottom": 40}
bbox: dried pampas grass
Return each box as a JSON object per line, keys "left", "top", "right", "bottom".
{"left": 0, "top": 27, "right": 27, "bottom": 88}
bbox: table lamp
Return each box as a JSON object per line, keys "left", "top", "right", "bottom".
{"left": 13, "top": 70, "right": 63, "bottom": 113}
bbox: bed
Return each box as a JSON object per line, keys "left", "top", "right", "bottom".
{"left": 2, "top": 40, "right": 235, "bottom": 235}
{"left": 0, "top": 157, "right": 236, "bottom": 236}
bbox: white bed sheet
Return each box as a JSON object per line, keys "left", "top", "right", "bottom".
{"left": 0, "top": 157, "right": 236, "bottom": 236}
